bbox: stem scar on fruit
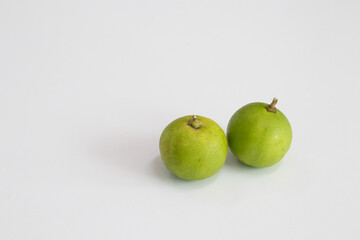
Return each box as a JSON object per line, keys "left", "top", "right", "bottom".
{"left": 188, "top": 115, "right": 201, "bottom": 129}
{"left": 265, "top": 97, "right": 278, "bottom": 113}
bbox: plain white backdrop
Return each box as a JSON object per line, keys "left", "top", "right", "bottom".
{"left": 1, "top": 0, "right": 360, "bottom": 239}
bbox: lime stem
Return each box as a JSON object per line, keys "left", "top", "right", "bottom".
{"left": 265, "top": 98, "right": 278, "bottom": 113}
{"left": 188, "top": 115, "right": 201, "bottom": 129}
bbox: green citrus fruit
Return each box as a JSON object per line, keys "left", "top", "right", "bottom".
{"left": 227, "top": 98, "right": 292, "bottom": 168}
{"left": 159, "top": 115, "right": 228, "bottom": 180}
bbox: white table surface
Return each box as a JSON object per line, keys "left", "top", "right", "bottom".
{"left": 1, "top": 1, "right": 359, "bottom": 239}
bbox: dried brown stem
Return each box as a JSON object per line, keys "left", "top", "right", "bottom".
{"left": 265, "top": 98, "right": 278, "bottom": 113}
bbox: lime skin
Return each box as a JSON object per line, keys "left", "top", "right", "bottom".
{"left": 227, "top": 102, "right": 292, "bottom": 168}
{"left": 159, "top": 115, "right": 228, "bottom": 180}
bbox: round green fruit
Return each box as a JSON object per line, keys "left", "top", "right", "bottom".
{"left": 227, "top": 98, "right": 292, "bottom": 168}
{"left": 159, "top": 115, "right": 228, "bottom": 180}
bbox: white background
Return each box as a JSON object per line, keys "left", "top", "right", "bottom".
{"left": 1, "top": 0, "right": 360, "bottom": 239}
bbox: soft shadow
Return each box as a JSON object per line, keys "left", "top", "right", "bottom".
{"left": 85, "top": 133, "right": 219, "bottom": 186}
{"left": 85, "top": 133, "right": 157, "bottom": 176}
{"left": 224, "top": 150, "right": 282, "bottom": 175}
{"left": 151, "top": 155, "right": 220, "bottom": 187}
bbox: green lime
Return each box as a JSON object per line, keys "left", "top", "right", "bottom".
{"left": 227, "top": 98, "right": 292, "bottom": 168}
{"left": 159, "top": 115, "right": 228, "bottom": 180}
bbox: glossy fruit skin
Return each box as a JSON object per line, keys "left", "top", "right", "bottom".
{"left": 159, "top": 115, "right": 228, "bottom": 180}
{"left": 227, "top": 103, "right": 292, "bottom": 168}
